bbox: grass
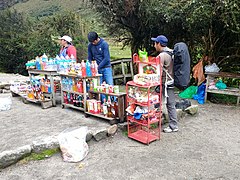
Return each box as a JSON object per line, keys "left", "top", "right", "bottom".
{"left": 20, "top": 148, "right": 60, "bottom": 163}
{"left": 109, "top": 45, "right": 131, "bottom": 60}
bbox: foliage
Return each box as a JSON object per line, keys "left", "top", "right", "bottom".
{"left": 89, "top": 0, "right": 240, "bottom": 73}
{"left": 22, "top": 148, "right": 60, "bottom": 161}
{"left": 0, "top": 9, "right": 88, "bottom": 74}
{"left": 0, "top": 9, "right": 29, "bottom": 74}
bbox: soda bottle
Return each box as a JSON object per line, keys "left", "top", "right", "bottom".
{"left": 94, "top": 61, "right": 98, "bottom": 75}
{"left": 81, "top": 60, "right": 86, "bottom": 77}
{"left": 102, "top": 98, "right": 108, "bottom": 116}
{"left": 91, "top": 61, "right": 96, "bottom": 76}
{"left": 86, "top": 60, "right": 92, "bottom": 77}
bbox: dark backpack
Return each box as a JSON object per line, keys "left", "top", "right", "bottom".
{"left": 164, "top": 42, "right": 191, "bottom": 90}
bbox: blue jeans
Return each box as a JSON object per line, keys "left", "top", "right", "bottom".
{"left": 98, "top": 67, "right": 115, "bottom": 102}
{"left": 98, "top": 67, "right": 114, "bottom": 86}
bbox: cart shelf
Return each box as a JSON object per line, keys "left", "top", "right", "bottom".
{"left": 62, "top": 89, "right": 85, "bottom": 96}
{"left": 128, "top": 130, "right": 159, "bottom": 144}
{"left": 62, "top": 103, "right": 84, "bottom": 111}
{"left": 127, "top": 115, "right": 160, "bottom": 126}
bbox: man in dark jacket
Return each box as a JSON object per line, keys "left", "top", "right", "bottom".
{"left": 151, "top": 35, "right": 178, "bottom": 133}
{"left": 87, "top": 32, "right": 114, "bottom": 101}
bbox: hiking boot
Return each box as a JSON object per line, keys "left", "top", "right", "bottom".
{"left": 163, "top": 126, "right": 178, "bottom": 133}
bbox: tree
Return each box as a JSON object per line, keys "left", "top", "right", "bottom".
{"left": 89, "top": 0, "right": 240, "bottom": 72}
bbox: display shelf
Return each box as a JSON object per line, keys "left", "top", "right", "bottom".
{"left": 88, "top": 90, "right": 127, "bottom": 123}
{"left": 88, "top": 90, "right": 126, "bottom": 97}
{"left": 127, "top": 81, "right": 160, "bottom": 88}
{"left": 128, "top": 130, "right": 159, "bottom": 144}
{"left": 85, "top": 112, "right": 115, "bottom": 121}
{"left": 62, "top": 89, "right": 85, "bottom": 96}
{"left": 28, "top": 69, "right": 58, "bottom": 107}
{"left": 127, "top": 116, "right": 160, "bottom": 126}
{"left": 59, "top": 73, "right": 102, "bottom": 79}
{"left": 62, "top": 103, "right": 84, "bottom": 111}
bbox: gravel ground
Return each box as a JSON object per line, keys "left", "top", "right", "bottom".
{"left": 0, "top": 73, "right": 240, "bottom": 179}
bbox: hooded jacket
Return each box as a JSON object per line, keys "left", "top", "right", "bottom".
{"left": 87, "top": 38, "right": 111, "bottom": 70}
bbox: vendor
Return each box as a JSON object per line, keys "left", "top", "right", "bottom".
{"left": 59, "top": 35, "right": 77, "bottom": 61}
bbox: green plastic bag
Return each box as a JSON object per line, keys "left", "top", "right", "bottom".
{"left": 138, "top": 49, "right": 148, "bottom": 62}
{"left": 179, "top": 86, "right": 198, "bottom": 99}
{"left": 216, "top": 80, "right": 227, "bottom": 89}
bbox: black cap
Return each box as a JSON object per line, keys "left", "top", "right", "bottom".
{"left": 88, "top": 32, "right": 98, "bottom": 42}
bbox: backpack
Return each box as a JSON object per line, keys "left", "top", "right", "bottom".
{"left": 163, "top": 42, "right": 191, "bottom": 90}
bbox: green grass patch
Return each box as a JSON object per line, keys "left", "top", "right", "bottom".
{"left": 122, "top": 130, "right": 128, "bottom": 136}
{"left": 23, "top": 148, "right": 60, "bottom": 162}
{"left": 109, "top": 45, "right": 131, "bottom": 60}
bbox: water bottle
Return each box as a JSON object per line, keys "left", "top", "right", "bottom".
{"left": 86, "top": 60, "right": 92, "bottom": 77}
{"left": 42, "top": 53, "right": 48, "bottom": 62}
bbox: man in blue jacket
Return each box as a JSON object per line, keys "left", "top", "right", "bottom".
{"left": 87, "top": 32, "right": 114, "bottom": 101}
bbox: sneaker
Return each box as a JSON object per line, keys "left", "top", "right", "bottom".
{"left": 163, "top": 126, "right": 178, "bottom": 133}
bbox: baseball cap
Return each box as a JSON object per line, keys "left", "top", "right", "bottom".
{"left": 59, "top": 35, "right": 72, "bottom": 43}
{"left": 151, "top": 35, "right": 168, "bottom": 46}
{"left": 88, "top": 32, "right": 98, "bottom": 42}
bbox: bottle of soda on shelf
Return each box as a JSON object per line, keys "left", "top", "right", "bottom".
{"left": 81, "top": 60, "right": 86, "bottom": 77}
{"left": 94, "top": 61, "right": 98, "bottom": 75}
{"left": 91, "top": 61, "right": 96, "bottom": 76}
{"left": 102, "top": 98, "right": 108, "bottom": 116}
{"left": 86, "top": 60, "right": 92, "bottom": 77}
{"left": 107, "top": 105, "right": 113, "bottom": 118}
{"left": 86, "top": 79, "right": 90, "bottom": 92}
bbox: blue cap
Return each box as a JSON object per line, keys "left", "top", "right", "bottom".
{"left": 151, "top": 35, "right": 168, "bottom": 46}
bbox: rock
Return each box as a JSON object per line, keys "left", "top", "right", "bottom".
{"left": 107, "top": 124, "right": 118, "bottom": 136}
{"left": 86, "top": 131, "right": 93, "bottom": 142}
{"left": 118, "top": 122, "right": 128, "bottom": 131}
{"left": 31, "top": 136, "right": 59, "bottom": 153}
{"left": 92, "top": 128, "right": 108, "bottom": 142}
{"left": 177, "top": 109, "right": 186, "bottom": 121}
{"left": 0, "top": 145, "right": 32, "bottom": 169}
{"left": 0, "top": 89, "right": 3, "bottom": 93}
{"left": 184, "top": 105, "right": 199, "bottom": 115}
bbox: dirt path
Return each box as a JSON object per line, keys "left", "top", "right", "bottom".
{"left": 0, "top": 101, "right": 239, "bottom": 179}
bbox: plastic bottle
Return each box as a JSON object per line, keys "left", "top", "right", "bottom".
{"left": 81, "top": 60, "right": 86, "bottom": 77}
{"left": 94, "top": 61, "right": 98, "bottom": 75}
{"left": 86, "top": 60, "right": 92, "bottom": 77}
{"left": 35, "top": 56, "right": 41, "bottom": 70}
{"left": 91, "top": 61, "right": 96, "bottom": 76}
{"left": 42, "top": 53, "right": 48, "bottom": 62}
{"left": 70, "top": 54, "right": 76, "bottom": 63}
{"left": 102, "top": 98, "right": 108, "bottom": 116}
{"left": 86, "top": 79, "right": 90, "bottom": 92}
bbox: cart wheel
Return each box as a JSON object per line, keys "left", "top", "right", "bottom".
{"left": 61, "top": 104, "right": 65, "bottom": 109}
{"left": 11, "top": 91, "right": 18, "bottom": 97}
{"left": 22, "top": 98, "right": 29, "bottom": 104}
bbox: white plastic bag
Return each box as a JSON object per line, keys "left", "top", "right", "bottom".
{"left": 205, "top": 63, "right": 220, "bottom": 73}
{"left": 0, "top": 96, "right": 12, "bottom": 111}
{"left": 58, "top": 126, "right": 89, "bottom": 162}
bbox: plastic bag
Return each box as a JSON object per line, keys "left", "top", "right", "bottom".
{"left": 205, "top": 63, "right": 220, "bottom": 73}
{"left": 216, "top": 80, "right": 227, "bottom": 89}
{"left": 58, "top": 126, "right": 89, "bottom": 162}
{"left": 0, "top": 96, "right": 12, "bottom": 111}
{"left": 138, "top": 49, "right": 148, "bottom": 62}
{"left": 179, "top": 86, "right": 198, "bottom": 99}
{"left": 193, "top": 83, "right": 206, "bottom": 104}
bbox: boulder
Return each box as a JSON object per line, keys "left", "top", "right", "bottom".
{"left": 184, "top": 105, "right": 199, "bottom": 115}
{"left": 107, "top": 124, "right": 118, "bottom": 136}
{"left": 32, "top": 136, "right": 59, "bottom": 153}
{"left": 0, "top": 145, "right": 32, "bottom": 169}
{"left": 92, "top": 128, "right": 108, "bottom": 142}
